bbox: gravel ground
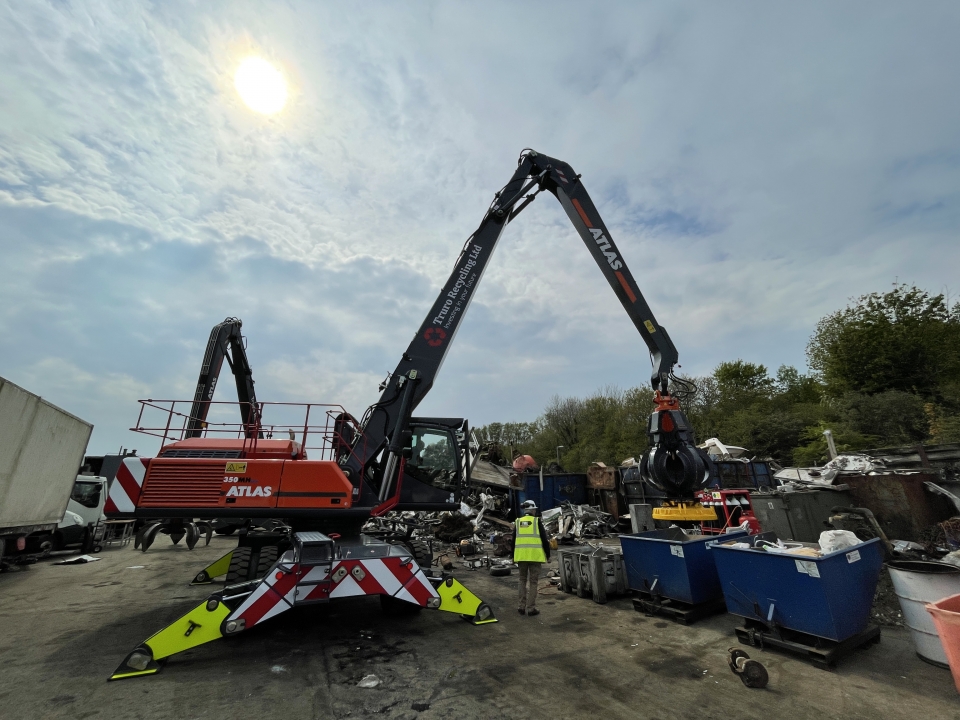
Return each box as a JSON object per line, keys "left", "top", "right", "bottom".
{"left": 0, "top": 536, "right": 957, "bottom": 720}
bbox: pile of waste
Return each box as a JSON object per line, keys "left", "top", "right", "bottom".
{"left": 540, "top": 502, "right": 618, "bottom": 542}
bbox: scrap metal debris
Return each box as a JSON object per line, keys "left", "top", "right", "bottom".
{"left": 542, "top": 502, "right": 618, "bottom": 542}
{"left": 727, "top": 648, "right": 768, "bottom": 689}
{"left": 357, "top": 674, "right": 381, "bottom": 688}
{"left": 55, "top": 555, "right": 100, "bottom": 565}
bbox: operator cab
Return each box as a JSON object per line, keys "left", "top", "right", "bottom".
{"left": 393, "top": 418, "right": 469, "bottom": 510}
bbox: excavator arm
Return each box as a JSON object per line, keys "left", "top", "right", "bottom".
{"left": 186, "top": 317, "right": 261, "bottom": 439}
{"left": 352, "top": 150, "right": 712, "bottom": 508}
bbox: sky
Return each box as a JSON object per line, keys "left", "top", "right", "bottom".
{"left": 1, "top": 2, "right": 959, "bottom": 456}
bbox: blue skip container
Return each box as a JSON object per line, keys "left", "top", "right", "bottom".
{"left": 709, "top": 534, "right": 884, "bottom": 642}
{"left": 621, "top": 528, "right": 749, "bottom": 605}
{"left": 512, "top": 473, "right": 587, "bottom": 513}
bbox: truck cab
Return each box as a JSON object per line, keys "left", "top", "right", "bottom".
{"left": 26, "top": 475, "right": 108, "bottom": 554}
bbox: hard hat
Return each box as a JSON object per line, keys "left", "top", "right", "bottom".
{"left": 521, "top": 500, "right": 538, "bottom": 511}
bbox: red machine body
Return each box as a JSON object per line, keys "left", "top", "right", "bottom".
{"left": 696, "top": 489, "right": 761, "bottom": 535}
{"left": 105, "top": 401, "right": 359, "bottom": 520}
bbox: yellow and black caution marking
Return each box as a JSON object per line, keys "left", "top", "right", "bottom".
{"left": 191, "top": 550, "right": 234, "bottom": 585}
{"left": 109, "top": 599, "right": 230, "bottom": 680}
{"left": 435, "top": 577, "right": 498, "bottom": 625}
{"left": 652, "top": 501, "right": 718, "bottom": 522}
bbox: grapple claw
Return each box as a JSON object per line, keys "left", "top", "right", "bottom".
{"left": 140, "top": 522, "right": 162, "bottom": 552}
{"left": 185, "top": 522, "right": 200, "bottom": 550}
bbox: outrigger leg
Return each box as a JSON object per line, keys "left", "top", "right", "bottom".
{"left": 111, "top": 538, "right": 496, "bottom": 680}
{"left": 190, "top": 549, "right": 234, "bottom": 585}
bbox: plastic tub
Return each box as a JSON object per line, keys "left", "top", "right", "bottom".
{"left": 926, "top": 593, "right": 960, "bottom": 694}
{"left": 887, "top": 560, "right": 960, "bottom": 667}
{"left": 709, "top": 534, "right": 883, "bottom": 642}
{"left": 620, "top": 528, "right": 748, "bottom": 605}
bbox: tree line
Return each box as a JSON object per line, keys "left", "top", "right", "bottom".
{"left": 476, "top": 285, "right": 960, "bottom": 472}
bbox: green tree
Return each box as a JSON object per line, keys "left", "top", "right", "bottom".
{"left": 807, "top": 285, "right": 960, "bottom": 398}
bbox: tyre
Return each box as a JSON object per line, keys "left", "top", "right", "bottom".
{"left": 80, "top": 529, "right": 94, "bottom": 554}
{"left": 225, "top": 546, "right": 253, "bottom": 584}
{"left": 403, "top": 538, "right": 433, "bottom": 569}
{"left": 490, "top": 566, "right": 511, "bottom": 577}
{"left": 256, "top": 546, "right": 279, "bottom": 577}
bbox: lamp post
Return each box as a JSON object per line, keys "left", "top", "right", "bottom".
{"left": 556, "top": 445, "right": 564, "bottom": 467}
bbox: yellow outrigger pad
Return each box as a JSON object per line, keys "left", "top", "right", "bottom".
{"left": 653, "top": 501, "right": 718, "bottom": 522}
{"left": 435, "top": 577, "right": 498, "bottom": 625}
{"left": 110, "top": 599, "right": 230, "bottom": 680}
{"left": 191, "top": 550, "right": 234, "bottom": 585}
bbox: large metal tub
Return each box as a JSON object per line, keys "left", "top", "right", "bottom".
{"left": 621, "top": 528, "right": 748, "bottom": 605}
{"left": 512, "top": 473, "right": 586, "bottom": 513}
{"left": 710, "top": 534, "right": 883, "bottom": 642}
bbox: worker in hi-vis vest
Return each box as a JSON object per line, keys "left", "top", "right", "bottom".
{"left": 513, "top": 499, "right": 551, "bottom": 616}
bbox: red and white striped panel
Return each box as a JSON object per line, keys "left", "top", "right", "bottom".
{"left": 229, "top": 563, "right": 301, "bottom": 627}
{"left": 226, "top": 557, "right": 440, "bottom": 630}
{"left": 327, "top": 557, "right": 438, "bottom": 606}
{"left": 104, "top": 457, "right": 149, "bottom": 516}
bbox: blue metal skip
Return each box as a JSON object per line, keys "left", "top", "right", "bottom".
{"left": 512, "top": 473, "right": 587, "bottom": 513}
{"left": 621, "top": 528, "right": 748, "bottom": 606}
{"left": 709, "top": 534, "right": 883, "bottom": 642}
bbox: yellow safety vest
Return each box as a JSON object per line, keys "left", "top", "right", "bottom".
{"left": 514, "top": 515, "right": 546, "bottom": 563}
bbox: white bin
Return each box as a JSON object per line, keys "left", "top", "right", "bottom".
{"left": 887, "top": 560, "right": 960, "bottom": 667}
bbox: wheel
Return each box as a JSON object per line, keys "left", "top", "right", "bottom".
{"left": 402, "top": 538, "right": 433, "bottom": 569}
{"left": 490, "top": 566, "right": 511, "bottom": 577}
{"left": 256, "top": 546, "right": 279, "bottom": 578}
{"left": 739, "top": 660, "right": 769, "bottom": 689}
{"left": 80, "top": 529, "right": 94, "bottom": 554}
{"left": 225, "top": 546, "right": 253, "bottom": 584}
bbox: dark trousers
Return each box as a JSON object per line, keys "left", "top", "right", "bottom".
{"left": 517, "top": 561, "right": 541, "bottom": 610}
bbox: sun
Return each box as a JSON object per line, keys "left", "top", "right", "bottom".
{"left": 234, "top": 57, "right": 287, "bottom": 115}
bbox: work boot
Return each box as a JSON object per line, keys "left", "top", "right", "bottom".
{"left": 518, "top": 607, "right": 526, "bottom": 615}
{"left": 527, "top": 608, "right": 540, "bottom": 617}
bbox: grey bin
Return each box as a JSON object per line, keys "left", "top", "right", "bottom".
{"left": 750, "top": 488, "right": 852, "bottom": 542}
{"left": 557, "top": 545, "right": 629, "bottom": 604}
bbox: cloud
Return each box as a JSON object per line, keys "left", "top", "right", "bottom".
{"left": 1, "top": 1, "right": 959, "bottom": 453}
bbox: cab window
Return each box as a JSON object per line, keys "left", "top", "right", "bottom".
{"left": 406, "top": 429, "right": 457, "bottom": 490}
{"left": 71, "top": 481, "right": 102, "bottom": 509}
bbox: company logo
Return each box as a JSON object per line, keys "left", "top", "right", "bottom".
{"left": 589, "top": 228, "right": 623, "bottom": 271}
{"left": 206, "top": 376, "right": 218, "bottom": 400}
{"left": 225, "top": 462, "right": 247, "bottom": 473}
{"left": 424, "top": 327, "right": 447, "bottom": 347}
{"left": 226, "top": 485, "right": 272, "bottom": 497}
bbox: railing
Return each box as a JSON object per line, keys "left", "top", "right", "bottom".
{"left": 130, "top": 399, "right": 364, "bottom": 464}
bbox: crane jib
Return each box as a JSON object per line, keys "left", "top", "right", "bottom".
{"left": 354, "top": 150, "right": 680, "bottom": 467}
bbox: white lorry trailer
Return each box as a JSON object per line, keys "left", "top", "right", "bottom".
{"left": 0, "top": 376, "right": 93, "bottom": 564}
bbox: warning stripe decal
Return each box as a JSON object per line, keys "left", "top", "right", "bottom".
{"left": 104, "top": 458, "right": 148, "bottom": 516}
{"left": 225, "top": 557, "right": 444, "bottom": 626}
{"left": 236, "top": 570, "right": 300, "bottom": 627}
{"left": 614, "top": 271, "right": 637, "bottom": 303}
{"left": 571, "top": 198, "right": 592, "bottom": 227}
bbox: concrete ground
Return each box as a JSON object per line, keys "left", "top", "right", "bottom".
{"left": 0, "top": 536, "right": 957, "bottom": 720}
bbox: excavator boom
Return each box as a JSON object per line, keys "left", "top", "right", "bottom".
{"left": 186, "top": 317, "right": 260, "bottom": 439}
{"left": 355, "top": 150, "right": 704, "bottom": 505}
